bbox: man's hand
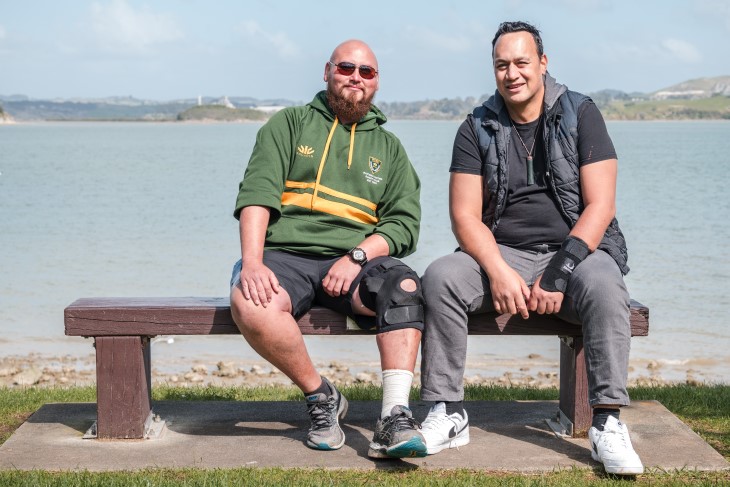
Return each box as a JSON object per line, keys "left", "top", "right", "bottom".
{"left": 239, "top": 261, "right": 280, "bottom": 307}
{"left": 488, "top": 262, "right": 531, "bottom": 319}
{"left": 322, "top": 256, "right": 362, "bottom": 297}
{"left": 528, "top": 274, "right": 564, "bottom": 314}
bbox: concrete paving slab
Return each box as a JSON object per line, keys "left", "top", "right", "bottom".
{"left": 0, "top": 400, "right": 727, "bottom": 472}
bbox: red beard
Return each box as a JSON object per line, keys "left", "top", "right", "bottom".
{"left": 326, "top": 88, "right": 373, "bottom": 123}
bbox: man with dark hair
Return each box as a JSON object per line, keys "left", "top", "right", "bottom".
{"left": 419, "top": 22, "right": 644, "bottom": 474}
{"left": 230, "top": 39, "right": 426, "bottom": 459}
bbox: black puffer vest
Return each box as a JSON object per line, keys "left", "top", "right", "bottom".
{"left": 469, "top": 73, "right": 629, "bottom": 274}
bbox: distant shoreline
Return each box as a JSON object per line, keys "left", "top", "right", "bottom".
{"left": 4, "top": 76, "right": 729, "bottom": 123}
{"left": 2, "top": 117, "right": 730, "bottom": 124}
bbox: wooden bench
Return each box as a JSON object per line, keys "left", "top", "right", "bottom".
{"left": 64, "top": 297, "right": 649, "bottom": 439}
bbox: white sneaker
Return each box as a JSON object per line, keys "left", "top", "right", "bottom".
{"left": 588, "top": 415, "right": 644, "bottom": 475}
{"left": 420, "top": 402, "right": 470, "bottom": 454}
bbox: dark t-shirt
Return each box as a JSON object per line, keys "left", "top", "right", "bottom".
{"left": 450, "top": 100, "right": 616, "bottom": 248}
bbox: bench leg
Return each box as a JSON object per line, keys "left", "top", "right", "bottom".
{"left": 559, "top": 336, "right": 591, "bottom": 437}
{"left": 94, "top": 336, "right": 152, "bottom": 439}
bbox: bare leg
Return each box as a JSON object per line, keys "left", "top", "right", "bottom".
{"left": 377, "top": 328, "right": 422, "bottom": 370}
{"left": 351, "top": 278, "right": 422, "bottom": 371}
{"left": 351, "top": 279, "right": 426, "bottom": 458}
{"left": 230, "top": 283, "right": 321, "bottom": 393}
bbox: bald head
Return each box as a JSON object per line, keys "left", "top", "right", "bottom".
{"left": 329, "top": 39, "right": 378, "bottom": 69}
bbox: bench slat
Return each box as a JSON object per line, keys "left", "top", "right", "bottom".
{"left": 65, "top": 297, "right": 648, "bottom": 337}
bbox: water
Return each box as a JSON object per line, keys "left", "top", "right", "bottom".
{"left": 1, "top": 120, "right": 728, "bottom": 383}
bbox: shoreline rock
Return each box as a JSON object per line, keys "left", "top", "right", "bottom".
{"left": 0, "top": 353, "right": 720, "bottom": 389}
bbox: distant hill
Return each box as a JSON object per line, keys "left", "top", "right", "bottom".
{"left": 0, "top": 95, "right": 298, "bottom": 122}
{"left": 177, "top": 105, "right": 268, "bottom": 122}
{"left": 598, "top": 95, "right": 730, "bottom": 120}
{"left": 379, "top": 76, "right": 730, "bottom": 120}
{"left": 378, "top": 96, "right": 487, "bottom": 120}
{"left": 0, "top": 98, "right": 193, "bottom": 121}
{"left": 595, "top": 76, "right": 730, "bottom": 120}
{"left": 651, "top": 76, "right": 730, "bottom": 100}
{"left": 2, "top": 76, "right": 729, "bottom": 122}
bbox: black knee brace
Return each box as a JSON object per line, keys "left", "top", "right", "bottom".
{"left": 358, "top": 259, "right": 424, "bottom": 332}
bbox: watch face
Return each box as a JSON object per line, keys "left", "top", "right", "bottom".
{"left": 352, "top": 249, "right": 365, "bottom": 261}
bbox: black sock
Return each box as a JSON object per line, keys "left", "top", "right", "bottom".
{"left": 592, "top": 407, "right": 620, "bottom": 431}
{"left": 444, "top": 401, "right": 464, "bottom": 417}
{"left": 304, "top": 377, "right": 331, "bottom": 398}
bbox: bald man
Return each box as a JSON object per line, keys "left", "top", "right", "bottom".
{"left": 229, "top": 40, "right": 426, "bottom": 459}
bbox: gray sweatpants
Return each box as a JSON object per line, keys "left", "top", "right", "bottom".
{"left": 420, "top": 246, "right": 631, "bottom": 406}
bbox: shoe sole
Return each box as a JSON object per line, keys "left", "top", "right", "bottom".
{"left": 591, "top": 450, "right": 644, "bottom": 475}
{"left": 306, "top": 394, "right": 349, "bottom": 451}
{"left": 367, "top": 435, "right": 428, "bottom": 459}
{"left": 425, "top": 430, "right": 470, "bottom": 455}
{"left": 387, "top": 436, "right": 428, "bottom": 458}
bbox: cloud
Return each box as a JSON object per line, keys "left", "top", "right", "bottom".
{"left": 90, "top": 0, "right": 183, "bottom": 53}
{"left": 403, "top": 25, "right": 470, "bottom": 52}
{"left": 0, "top": 25, "right": 6, "bottom": 40}
{"left": 661, "top": 38, "right": 702, "bottom": 63}
{"left": 239, "top": 20, "right": 300, "bottom": 58}
{"left": 697, "top": 0, "right": 730, "bottom": 31}
{"left": 560, "top": 0, "right": 612, "bottom": 11}
{"left": 597, "top": 38, "right": 701, "bottom": 65}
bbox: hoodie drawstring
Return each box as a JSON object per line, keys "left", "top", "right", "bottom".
{"left": 312, "top": 116, "right": 340, "bottom": 205}
{"left": 347, "top": 122, "right": 357, "bottom": 169}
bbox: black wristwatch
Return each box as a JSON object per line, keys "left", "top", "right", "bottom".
{"left": 348, "top": 247, "right": 368, "bottom": 266}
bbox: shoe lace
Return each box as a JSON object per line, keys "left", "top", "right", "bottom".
{"left": 601, "top": 426, "right": 630, "bottom": 452}
{"left": 380, "top": 411, "right": 421, "bottom": 441}
{"left": 307, "top": 396, "right": 337, "bottom": 430}
{"left": 422, "top": 412, "right": 452, "bottom": 429}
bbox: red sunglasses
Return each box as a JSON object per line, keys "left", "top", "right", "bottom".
{"left": 328, "top": 61, "right": 379, "bottom": 80}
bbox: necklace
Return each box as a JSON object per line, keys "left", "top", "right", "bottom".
{"left": 511, "top": 116, "right": 542, "bottom": 185}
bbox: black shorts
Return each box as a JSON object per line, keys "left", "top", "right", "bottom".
{"left": 230, "top": 250, "right": 398, "bottom": 331}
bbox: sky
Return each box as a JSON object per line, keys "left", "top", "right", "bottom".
{"left": 1, "top": 0, "right": 729, "bottom": 103}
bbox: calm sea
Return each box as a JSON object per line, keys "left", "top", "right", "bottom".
{"left": 0, "top": 120, "right": 728, "bottom": 383}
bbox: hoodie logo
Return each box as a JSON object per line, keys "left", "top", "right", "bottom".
{"left": 364, "top": 156, "right": 383, "bottom": 185}
{"left": 368, "top": 156, "right": 381, "bottom": 174}
{"left": 297, "top": 145, "right": 315, "bottom": 158}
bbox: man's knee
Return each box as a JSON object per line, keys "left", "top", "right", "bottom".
{"left": 568, "top": 251, "right": 629, "bottom": 305}
{"left": 422, "top": 255, "right": 455, "bottom": 297}
{"left": 422, "top": 252, "right": 476, "bottom": 300}
{"left": 229, "top": 285, "right": 292, "bottom": 332}
{"left": 229, "top": 287, "right": 250, "bottom": 328}
{"left": 358, "top": 259, "right": 424, "bottom": 333}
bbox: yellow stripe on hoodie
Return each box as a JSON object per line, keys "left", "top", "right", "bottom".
{"left": 282, "top": 116, "right": 377, "bottom": 224}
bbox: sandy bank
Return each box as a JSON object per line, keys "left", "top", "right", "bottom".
{"left": 0, "top": 352, "right": 715, "bottom": 390}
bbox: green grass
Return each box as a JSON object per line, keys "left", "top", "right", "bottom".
{"left": 0, "top": 384, "right": 728, "bottom": 486}
{"left": 602, "top": 95, "right": 730, "bottom": 120}
{"left": 0, "top": 467, "right": 727, "bottom": 486}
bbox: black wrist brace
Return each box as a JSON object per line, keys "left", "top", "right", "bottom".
{"left": 539, "top": 236, "right": 591, "bottom": 293}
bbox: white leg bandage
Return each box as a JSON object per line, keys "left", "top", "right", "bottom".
{"left": 381, "top": 369, "right": 414, "bottom": 418}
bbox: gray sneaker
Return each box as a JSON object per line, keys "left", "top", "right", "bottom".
{"left": 368, "top": 405, "right": 427, "bottom": 458}
{"left": 305, "top": 377, "right": 348, "bottom": 450}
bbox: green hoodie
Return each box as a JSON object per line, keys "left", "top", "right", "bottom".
{"left": 234, "top": 91, "right": 421, "bottom": 258}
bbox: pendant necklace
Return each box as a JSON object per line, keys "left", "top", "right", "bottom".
{"left": 511, "top": 115, "right": 542, "bottom": 185}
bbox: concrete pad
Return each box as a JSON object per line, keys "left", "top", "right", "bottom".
{"left": 0, "top": 400, "right": 727, "bottom": 472}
